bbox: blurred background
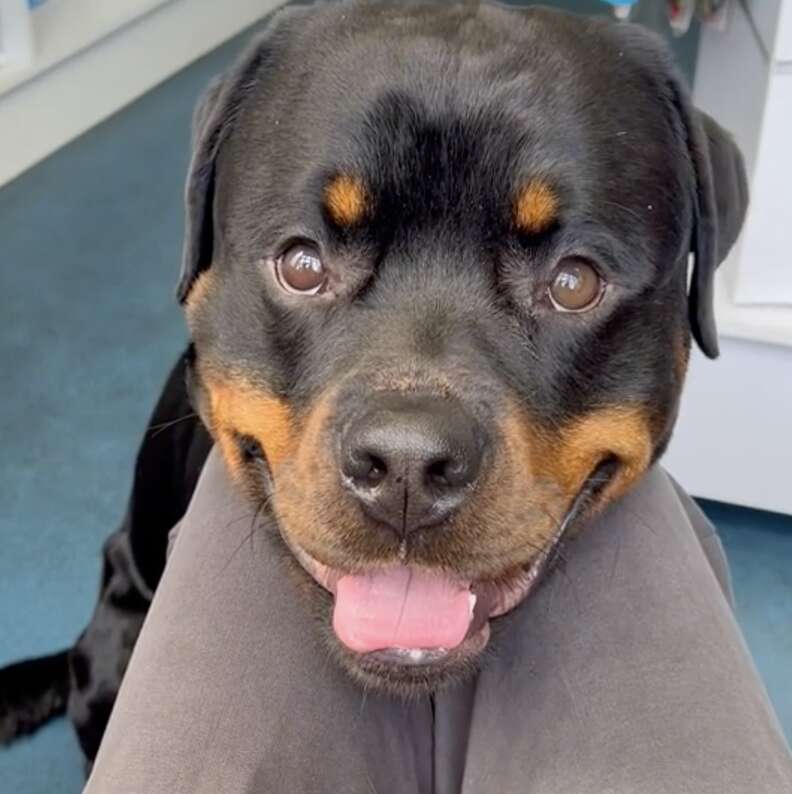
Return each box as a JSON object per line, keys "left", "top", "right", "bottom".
{"left": 1, "top": 1, "right": 790, "bottom": 791}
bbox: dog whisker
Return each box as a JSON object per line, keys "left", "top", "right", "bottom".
{"left": 147, "top": 412, "right": 199, "bottom": 438}
{"left": 218, "top": 498, "right": 271, "bottom": 573}
{"left": 219, "top": 524, "right": 258, "bottom": 574}
{"left": 358, "top": 681, "right": 370, "bottom": 718}
{"left": 551, "top": 552, "right": 582, "bottom": 617}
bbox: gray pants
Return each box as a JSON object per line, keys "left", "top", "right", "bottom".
{"left": 84, "top": 448, "right": 792, "bottom": 793}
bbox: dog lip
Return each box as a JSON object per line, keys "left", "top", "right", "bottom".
{"left": 286, "top": 538, "right": 343, "bottom": 593}
{"left": 284, "top": 532, "right": 551, "bottom": 626}
{"left": 366, "top": 647, "right": 451, "bottom": 666}
{"left": 471, "top": 557, "right": 546, "bottom": 620}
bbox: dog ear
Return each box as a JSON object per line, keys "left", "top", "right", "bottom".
{"left": 605, "top": 21, "right": 748, "bottom": 358}
{"left": 176, "top": 77, "right": 225, "bottom": 303}
{"left": 679, "top": 106, "right": 749, "bottom": 358}
{"left": 176, "top": 11, "right": 300, "bottom": 303}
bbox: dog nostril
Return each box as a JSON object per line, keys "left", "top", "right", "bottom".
{"left": 345, "top": 449, "right": 388, "bottom": 487}
{"left": 426, "top": 458, "right": 453, "bottom": 488}
{"left": 366, "top": 454, "right": 388, "bottom": 485}
{"left": 425, "top": 456, "right": 472, "bottom": 490}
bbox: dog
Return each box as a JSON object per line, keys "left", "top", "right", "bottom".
{"left": 0, "top": 0, "right": 747, "bottom": 767}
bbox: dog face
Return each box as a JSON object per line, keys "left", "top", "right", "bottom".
{"left": 179, "top": 2, "right": 747, "bottom": 693}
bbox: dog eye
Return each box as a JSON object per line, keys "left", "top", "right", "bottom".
{"left": 548, "top": 257, "right": 604, "bottom": 313}
{"left": 276, "top": 243, "right": 327, "bottom": 295}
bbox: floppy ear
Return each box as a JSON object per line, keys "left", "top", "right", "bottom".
{"left": 176, "top": 77, "right": 225, "bottom": 303}
{"left": 177, "top": 11, "right": 300, "bottom": 302}
{"left": 607, "top": 21, "right": 748, "bottom": 358}
{"left": 681, "top": 107, "right": 749, "bottom": 358}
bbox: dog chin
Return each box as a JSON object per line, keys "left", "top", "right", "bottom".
{"left": 330, "top": 619, "right": 492, "bottom": 697}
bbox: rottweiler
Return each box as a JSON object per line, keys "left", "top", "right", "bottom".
{"left": 0, "top": 0, "right": 747, "bottom": 767}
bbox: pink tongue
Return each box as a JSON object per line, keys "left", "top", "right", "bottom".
{"left": 332, "top": 566, "right": 473, "bottom": 654}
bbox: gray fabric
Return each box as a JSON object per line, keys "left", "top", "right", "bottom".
{"left": 85, "top": 447, "right": 792, "bottom": 793}
{"left": 670, "top": 476, "right": 735, "bottom": 606}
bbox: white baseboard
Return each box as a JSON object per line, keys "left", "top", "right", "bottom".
{"left": 0, "top": 0, "right": 284, "bottom": 187}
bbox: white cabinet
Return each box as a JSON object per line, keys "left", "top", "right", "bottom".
{"left": 665, "top": 0, "right": 792, "bottom": 514}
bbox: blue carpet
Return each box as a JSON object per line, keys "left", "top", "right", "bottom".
{"left": 1, "top": 20, "right": 790, "bottom": 794}
{"left": 701, "top": 500, "right": 792, "bottom": 742}
{"left": 0, "top": 31, "right": 248, "bottom": 794}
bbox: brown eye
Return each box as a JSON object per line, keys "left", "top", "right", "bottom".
{"left": 548, "top": 257, "right": 604, "bottom": 312}
{"left": 276, "top": 243, "right": 327, "bottom": 295}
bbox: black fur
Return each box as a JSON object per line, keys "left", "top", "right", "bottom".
{"left": 0, "top": 0, "right": 747, "bottom": 765}
{"left": 0, "top": 651, "right": 70, "bottom": 742}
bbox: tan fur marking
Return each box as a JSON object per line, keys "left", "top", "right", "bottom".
{"left": 514, "top": 180, "right": 559, "bottom": 234}
{"left": 508, "top": 405, "right": 653, "bottom": 510}
{"left": 204, "top": 378, "right": 295, "bottom": 477}
{"left": 184, "top": 269, "right": 216, "bottom": 327}
{"left": 324, "top": 175, "right": 368, "bottom": 227}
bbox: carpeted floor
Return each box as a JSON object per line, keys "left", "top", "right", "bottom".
{"left": 1, "top": 17, "right": 790, "bottom": 794}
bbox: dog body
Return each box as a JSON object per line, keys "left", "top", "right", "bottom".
{"left": 1, "top": 1, "right": 746, "bottom": 765}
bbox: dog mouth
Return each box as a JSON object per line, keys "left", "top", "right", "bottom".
{"left": 283, "top": 459, "right": 618, "bottom": 672}
{"left": 288, "top": 536, "right": 553, "bottom": 666}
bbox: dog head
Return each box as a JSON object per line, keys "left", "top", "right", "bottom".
{"left": 178, "top": 2, "right": 747, "bottom": 693}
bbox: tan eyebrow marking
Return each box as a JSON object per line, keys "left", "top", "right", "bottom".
{"left": 324, "top": 174, "right": 369, "bottom": 227}
{"left": 514, "top": 179, "right": 560, "bottom": 234}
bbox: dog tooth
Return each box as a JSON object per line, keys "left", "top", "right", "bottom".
{"left": 468, "top": 592, "right": 477, "bottom": 618}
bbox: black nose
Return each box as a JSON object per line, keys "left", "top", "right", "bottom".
{"left": 340, "top": 395, "right": 487, "bottom": 538}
